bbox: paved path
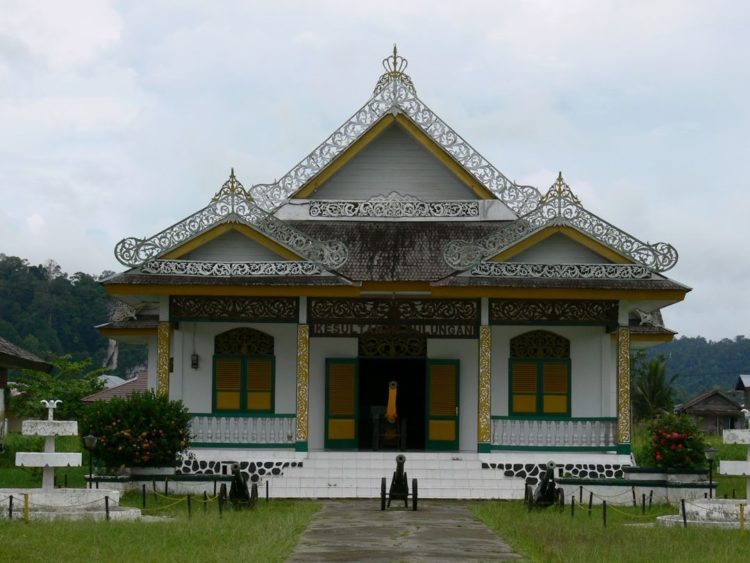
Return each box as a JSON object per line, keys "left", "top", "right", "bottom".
{"left": 288, "top": 500, "right": 521, "bottom": 562}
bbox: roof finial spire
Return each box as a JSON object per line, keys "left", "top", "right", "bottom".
{"left": 373, "top": 44, "right": 416, "bottom": 96}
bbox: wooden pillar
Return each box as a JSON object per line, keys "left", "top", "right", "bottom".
{"left": 616, "top": 326, "right": 631, "bottom": 453}
{"left": 295, "top": 324, "right": 309, "bottom": 451}
{"left": 478, "top": 325, "right": 492, "bottom": 452}
{"left": 157, "top": 321, "right": 171, "bottom": 397}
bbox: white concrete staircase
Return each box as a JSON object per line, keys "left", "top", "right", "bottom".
{"left": 267, "top": 452, "right": 525, "bottom": 500}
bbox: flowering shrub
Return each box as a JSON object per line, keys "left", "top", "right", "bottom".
{"left": 81, "top": 391, "right": 191, "bottom": 470}
{"left": 646, "top": 413, "right": 706, "bottom": 469}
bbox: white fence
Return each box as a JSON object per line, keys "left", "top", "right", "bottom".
{"left": 190, "top": 415, "right": 296, "bottom": 446}
{"left": 491, "top": 417, "right": 617, "bottom": 448}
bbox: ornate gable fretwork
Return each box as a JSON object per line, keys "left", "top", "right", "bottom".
{"left": 114, "top": 171, "right": 348, "bottom": 270}
{"left": 141, "top": 260, "right": 323, "bottom": 277}
{"left": 309, "top": 297, "right": 479, "bottom": 338}
{"left": 490, "top": 299, "right": 618, "bottom": 325}
{"left": 468, "top": 263, "right": 652, "bottom": 280}
{"left": 170, "top": 296, "right": 298, "bottom": 323}
{"left": 250, "top": 50, "right": 540, "bottom": 215}
{"left": 309, "top": 192, "right": 480, "bottom": 219}
{"left": 358, "top": 325, "right": 427, "bottom": 357}
{"left": 510, "top": 330, "right": 570, "bottom": 358}
{"left": 444, "top": 173, "right": 678, "bottom": 272}
{"left": 215, "top": 327, "right": 274, "bottom": 355}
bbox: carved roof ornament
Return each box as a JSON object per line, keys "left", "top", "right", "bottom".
{"left": 114, "top": 171, "right": 349, "bottom": 269}
{"left": 250, "top": 49, "right": 541, "bottom": 215}
{"left": 373, "top": 44, "right": 416, "bottom": 96}
{"left": 212, "top": 168, "right": 253, "bottom": 203}
{"left": 444, "top": 173, "right": 679, "bottom": 272}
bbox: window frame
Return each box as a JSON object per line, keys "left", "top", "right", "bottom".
{"left": 508, "top": 357, "right": 571, "bottom": 418}
{"left": 212, "top": 354, "right": 275, "bottom": 415}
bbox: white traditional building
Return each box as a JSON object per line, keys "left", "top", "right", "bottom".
{"left": 99, "top": 49, "right": 689, "bottom": 498}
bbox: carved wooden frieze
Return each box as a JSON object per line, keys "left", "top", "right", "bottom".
{"left": 170, "top": 296, "right": 298, "bottom": 322}
{"left": 490, "top": 299, "right": 618, "bottom": 325}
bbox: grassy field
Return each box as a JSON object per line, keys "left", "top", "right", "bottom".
{"left": 473, "top": 500, "right": 750, "bottom": 562}
{"left": 1, "top": 491, "right": 319, "bottom": 563}
{"left": 1, "top": 433, "right": 88, "bottom": 488}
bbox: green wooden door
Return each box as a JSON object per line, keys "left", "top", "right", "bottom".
{"left": 325, "top": 358, "right": 358, "bottom": 449}
{"left": 426, "top": 360, "right": 460, "bottom": 451}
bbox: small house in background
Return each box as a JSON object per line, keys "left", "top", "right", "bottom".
{"left": 0, "top": 336, "right": 53, "bottom": 449}
{"left": 81, "top": 370, "right": 148, "bottom": 403}
{"left": 676, "top": 389, "right": 742, "bottom": 434}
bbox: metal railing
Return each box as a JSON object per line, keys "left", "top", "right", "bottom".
{"left": 190, "top": 414, "right": 295, "bottom": 446}
{"left": 491, "top": 416, "right": 617, "bottom": 448}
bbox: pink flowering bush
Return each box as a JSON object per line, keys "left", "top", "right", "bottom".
{"left": 81, "top": 391, "right": 191, "bottom": 470}
{"left": 646, "top": 413, "right": 706, "bottom": 469}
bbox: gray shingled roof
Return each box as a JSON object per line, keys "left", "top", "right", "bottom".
{"left": 0, "top": 336, "right": 53, "bottom": 372}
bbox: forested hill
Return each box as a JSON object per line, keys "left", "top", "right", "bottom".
{"left": 0, "top": 254, "right": 144, "bottom": 377}
{"left": 646, "top": 335, "right": 750, "bottom": 401}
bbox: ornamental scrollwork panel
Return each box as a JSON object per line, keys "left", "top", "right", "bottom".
{"left": 170, "top": 296, "right": 298, "bottom": 322}
{"left": 308, "top": 192, "right": 480, "bottom": 219}
{"left": 215, "top": 327, "right": 274, "bottom": 355}
{"left": 358, "top": 326, "right": 427, "bottom": 357}
{"left": 490, "top": 299, "right": 618, "bottom": 324}
{"left": 468, "top": 263, "right": 652, "bottom": 280}
{"left": 444, "top": 174, "right": 678, "bottom": 272}
{"left": 141, "top": 260, "right": 323, "bottom": 277}
{"left": 115, "top": 171, "right": 348, "bottom": 270}
{"left": 250, "top": 51, "right": 541, "bottom": 216}
{"left": 510, "top": 330, "right": 570, "bottom": 358}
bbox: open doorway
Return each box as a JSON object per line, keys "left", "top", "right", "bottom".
{"left": 357, "top": 358, "right": 426, "bottom": 450}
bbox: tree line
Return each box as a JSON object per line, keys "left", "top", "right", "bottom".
{"left": 0, "top": 254, "right": 145, "bottom": 379}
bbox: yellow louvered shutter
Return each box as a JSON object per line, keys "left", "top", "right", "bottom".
{"left": 542, "top": 362, "right": 569, "bottom": 414}
{"left": 429, "top": 364, "right": 457, "bottom": 417}
{"left": 247, "top": 358, "right": 273, "bottom": 411}
{"left": 427, "top": 361, "right": 459, "bottom": 449}
{"left": 512, "top": 361, "right": 538, "bottom": 414}
{"left": 215, "top": 358, "right": 242, "bottom": 410}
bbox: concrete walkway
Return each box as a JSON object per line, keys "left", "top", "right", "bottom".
{"left": 288, "top": 500, "right": 521, "bottom": 562}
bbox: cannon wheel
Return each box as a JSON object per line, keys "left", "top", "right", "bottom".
{"left": 380, "top": 477, "right": 387, "bottom": 511}
{"left": 412, "top": 478, "right": 418, "bottom": 511}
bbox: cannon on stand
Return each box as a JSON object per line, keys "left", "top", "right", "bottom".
{"left": 525, "top": 460, "right": 564, "bottom": 509}
{"left": 380, "top": 454, "right": 418, "bottom": 511}
{"left": 228, "top": 463, "right": 258, "bottom": 509}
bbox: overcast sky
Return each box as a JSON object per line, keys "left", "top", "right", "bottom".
{"left": 1, "top": 1, "right": 748, "bottom": 340}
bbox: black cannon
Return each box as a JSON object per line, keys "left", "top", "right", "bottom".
{"left": 380, "top": 454, "right": 418, "bottom": 511}
{"left": 525, "top": 460, "right": 563, "bottom": 509}
{"left": 228, "top": 463, "right": 258, "bottom": 509}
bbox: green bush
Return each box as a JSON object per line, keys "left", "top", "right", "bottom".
{"left": 645, "top": 413, "right": 706, "bottom": 469}
{"left": 81, "top": 391, "right": 191, "bottom": 470}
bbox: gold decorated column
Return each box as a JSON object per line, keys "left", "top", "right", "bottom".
{"left": 478, "top": 325, "right": 492, "bottom": 452}
{"left": 616, "top": 326, "right": 631, "bottom": 450}
{"left": 295, "top": 324, "right": 310, "bottom": 451}
{"left": 157, "top": 321, "right": 171, "bottom": 397}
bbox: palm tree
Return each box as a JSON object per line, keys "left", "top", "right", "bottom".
{"left": 632, "top": 355, "right": 679, "bottom": 420}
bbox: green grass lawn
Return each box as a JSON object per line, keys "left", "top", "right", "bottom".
{"left": 0, "top": 433, "right": 88, "bottom": 488}
{"left": 473, "top": 500, "right": 750, "bottom": 563}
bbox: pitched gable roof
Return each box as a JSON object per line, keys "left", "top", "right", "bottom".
{"left": 676, "top": 389, "right": 742, "bottom": 415}
{"left": 113, "top": 171, "right": 349, "bottom": 270}
{"left": 445, "top": 173, "right": 679, "bottom": 274}
{"left": 249, "top": 48, "right": 541, "bottom": 215}
{"left": 0, "top": 336, "right": 52, "bottom": 373}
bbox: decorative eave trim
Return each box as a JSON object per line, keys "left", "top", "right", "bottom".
{"left": 309, "top": 192, "right": 480, "bottom": 219}
{"left": 113, "top": 171, "right": 348, "bottom": 270}
{"left": 467, "top": 263, "right": 654, "bottom": 280}
{"left": 250, "top": 54, "right": 540, "bottom": 215}
{"left": 141, "top": 259, "right": 326, "bottom": 277}
{"left": 443, "top": 173, "right": 679, "bottom": 273}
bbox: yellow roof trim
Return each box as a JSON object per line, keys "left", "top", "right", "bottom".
{"left": 630, "top": 333, "right": 675, "bottom": 344}
{"left": 161, "top": 223, "right": 302, "bottom": 261}
{"left": 104, "top": 283, "right": 687, "bottom": 302}
{"left": 489, "top": 225, "right": 633, "bottom": 264}
{"left": 292, "top": 114, "right": 496, "bottom": 201}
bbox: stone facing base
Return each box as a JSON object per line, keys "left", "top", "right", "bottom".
{"left": 177, "top": 458, "right": 302, "bottom": 483}
{"left": 482, "top": 462, "right": 625, "bottom": 484}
